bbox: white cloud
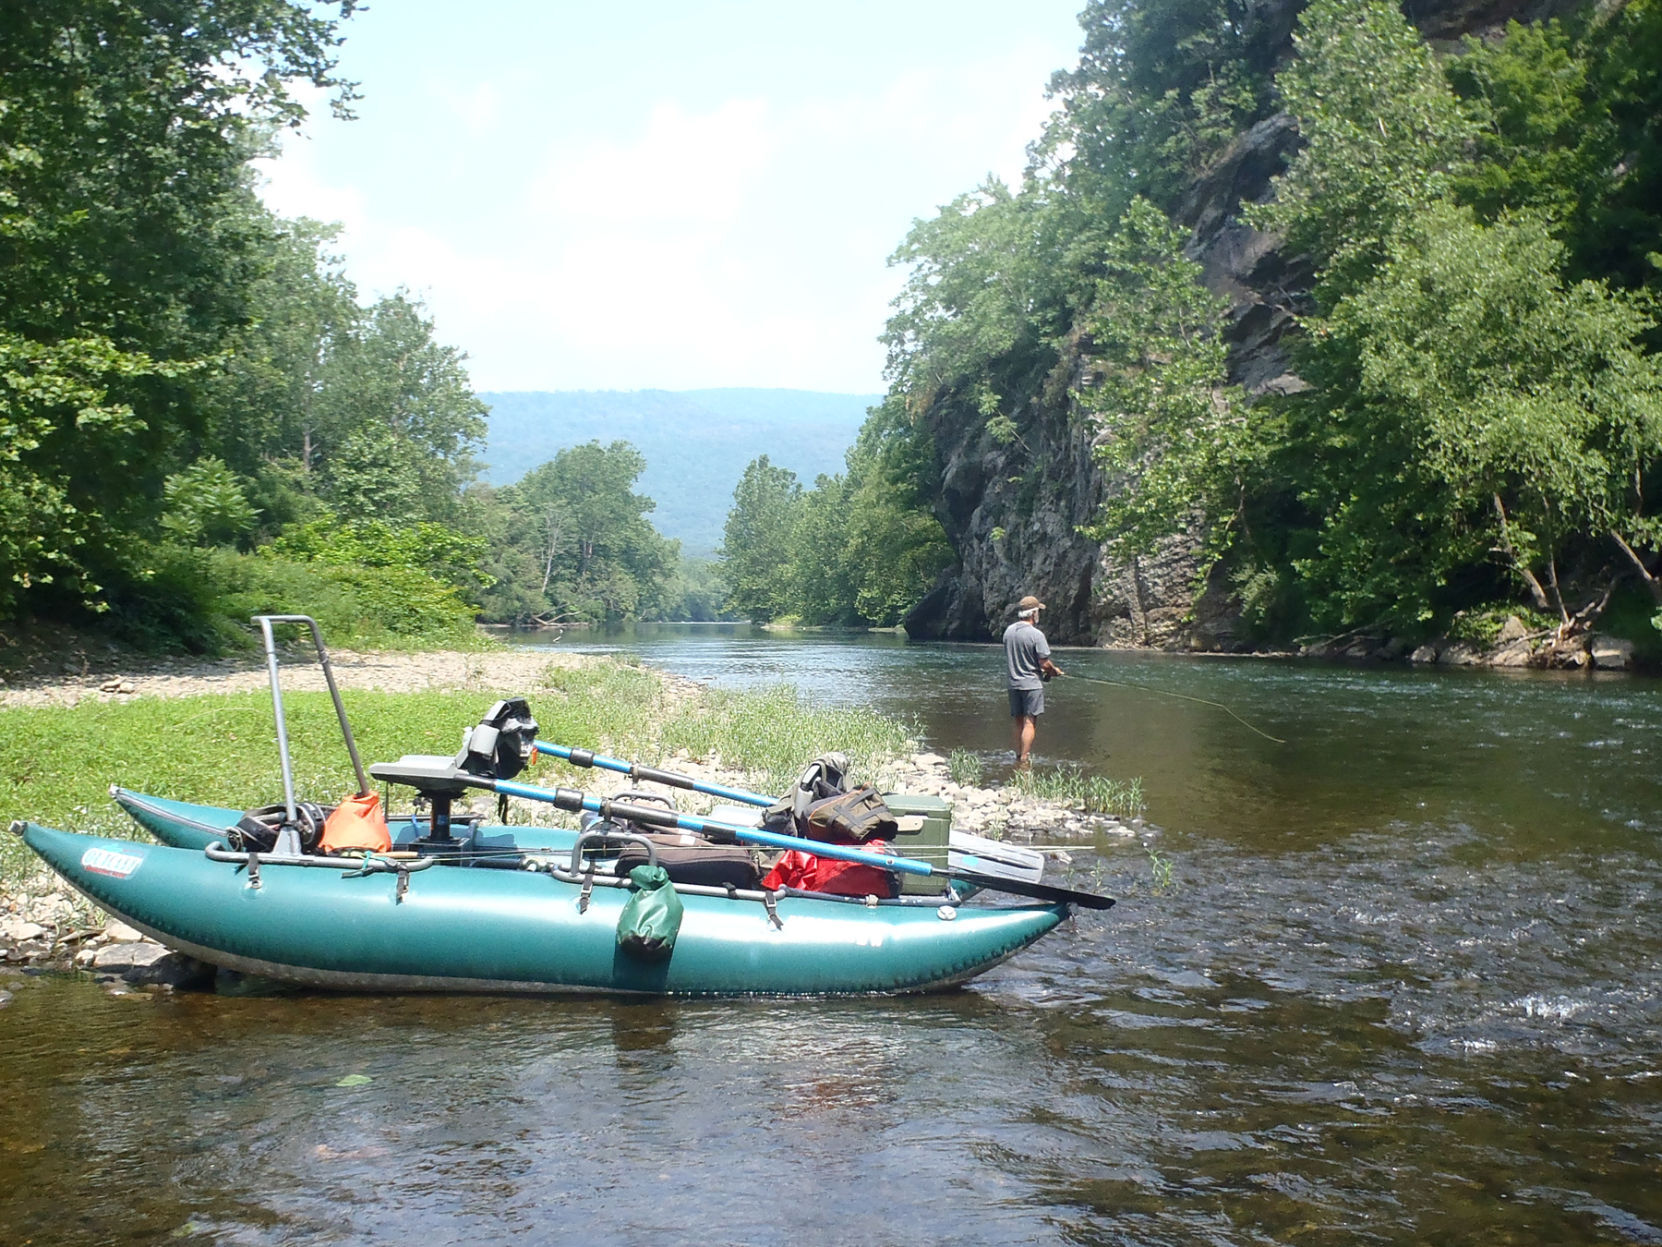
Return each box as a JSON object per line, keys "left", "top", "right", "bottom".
{"left": 250, "top": 27, "right": 1074, "bottom": 394}
{"left": 531, "top": 99, "right": 776, "bottom": 226}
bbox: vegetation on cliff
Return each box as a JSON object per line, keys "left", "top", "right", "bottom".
{"left": 733, "top": 0, "right": 1662, "bottom": 649}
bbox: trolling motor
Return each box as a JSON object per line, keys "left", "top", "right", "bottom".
{"left": 368, "top": 697, "right": 539, "bottom": 850}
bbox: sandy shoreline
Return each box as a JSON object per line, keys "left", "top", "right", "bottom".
{"left": 0, "top": 646, "right": 591, "bottom": 710}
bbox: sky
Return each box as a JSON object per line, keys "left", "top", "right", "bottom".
{"left": 255, "top": 1, "right": 1089, "bottom": 395}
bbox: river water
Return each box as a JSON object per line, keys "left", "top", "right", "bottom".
{"left": 2, "top": 625, "right": 1657, "bottom": 1246}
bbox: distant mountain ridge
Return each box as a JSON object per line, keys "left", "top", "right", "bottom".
{"left": 477, "top": 388, "right": 881, "bottom": 555}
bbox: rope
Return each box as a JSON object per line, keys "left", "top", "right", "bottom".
{"left": 1060, "top": 673, "right": 1287, "bottom": 744}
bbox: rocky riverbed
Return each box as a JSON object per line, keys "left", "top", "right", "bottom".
{"left": 0, "top": 646, "right": 1130, "bottom": 995}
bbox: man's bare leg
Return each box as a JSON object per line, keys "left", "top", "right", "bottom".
{"left": 1013, "top": 714, "right": 1036, "bottom": 769}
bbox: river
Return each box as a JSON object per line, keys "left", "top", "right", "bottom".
{"left": 1, "top": 625, "right": 1657, "bottom": 1246}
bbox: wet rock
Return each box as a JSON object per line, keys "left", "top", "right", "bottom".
{"left": 1490, "top": 639, "right": 1536, "bottom": 668}
{"left": 1438, "top": 641, "right": 1486, "bottom": 666}
{"left": 1409, "top": 642, "right": 1441, "bottom": 665}
{"left": 1588, "top": 634, "right": 1634, "bottom": 670}
{"left": 91, "top": 940, "right": 214, "bottom": 989}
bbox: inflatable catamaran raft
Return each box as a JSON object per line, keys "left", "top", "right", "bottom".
{"left": 15, "top": 616, "right": 1111, "bottom": 996}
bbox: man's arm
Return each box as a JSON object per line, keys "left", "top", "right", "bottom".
{"left": 1039, "top": 656, "right": 1064, "bottom": 680}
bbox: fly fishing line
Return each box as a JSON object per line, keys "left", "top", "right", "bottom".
{"left": 1059, "top": 673, "right": 1287, "bottom": 744}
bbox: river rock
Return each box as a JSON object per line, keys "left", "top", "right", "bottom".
{"left": 1, "top": 919, "right": 46, "bottom": 943}
{"left": 90, "top": 940, "right": 213, "bottom": 989}
{"left": 1409, "top": 642, "right": 1441, "bottom": 664}
{"left": 1438, "top": 641, "right": 1486, "bottom": 666}
{"left": 102, "top": 919, "right": 144, "bottom": 942}
{"left": 1588, "top": 634, "right": 1634, "bottom": 670}
{"left": 1490, "top": 639, "right": 1535, "bottom": 668}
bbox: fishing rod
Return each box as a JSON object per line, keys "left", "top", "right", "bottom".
{"left": 422, "top": 767, "right": 1115, "bottom": 911}
{"left": 533, "top": 743, "right": 773, "bottom": 806}
{"left": 1056, "top": 672, "right": 1286, "bottom": 744}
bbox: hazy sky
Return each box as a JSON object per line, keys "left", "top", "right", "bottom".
{"left": 256, "top": 1, "right": 1088, "bottom": 394}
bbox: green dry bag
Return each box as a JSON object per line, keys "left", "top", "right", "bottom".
{"left": 616, "top": 864, "right": 684, "bottom": 960}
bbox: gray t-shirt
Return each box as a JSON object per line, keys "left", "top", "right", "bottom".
{"left": 1003, "top": 620, "right": 1050, "bottom": 690}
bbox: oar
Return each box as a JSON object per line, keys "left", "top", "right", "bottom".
{"left": 534, "top": 742, "right": 772, "bottom": 807}
{"left": 466, "top": 773, "right": 1114, "bottom": 911}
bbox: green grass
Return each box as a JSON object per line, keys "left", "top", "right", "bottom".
{"left": 654, "top": 683, "right": 915, "bottom": 798}
{"left": 1008, "top": 763, "right": 1145, "bottom": 818}
{"left": 947, "top": 748, "right": 984, "bottom": 786}
{"left": 0, "top": 662, "right": 916, "bottom": 891}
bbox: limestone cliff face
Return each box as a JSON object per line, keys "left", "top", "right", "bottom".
{"left": 903, "top": 0, "right": 1594, "bottom": 647}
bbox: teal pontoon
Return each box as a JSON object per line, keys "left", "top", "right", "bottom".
{"left": 14, "top": 821, "right": 1067, "bottom": 996}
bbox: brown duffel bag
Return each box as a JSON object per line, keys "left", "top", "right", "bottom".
{"left": 802, "top": 786, "right": 898, "bottom": 843}
{"left": 611, "top": 835, "right": 764, "bottom": 890}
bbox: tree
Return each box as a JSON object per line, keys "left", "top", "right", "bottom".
{"left": 0, "top": 0, "right": 358, "bottom": 621}
{"left": 786, "top": 475, "right": 860, "bottom": 625}
{"left": 1078, "top": 198, "right": 1250, "bottom": 567}
{"left": 1303, "top": 204, "right": 1662, "bottom": 629}
{"left": 207, "top": 218, "right": 360, "bottom": 490}
{"left": 1251, "top": 0, "right": 1478, "bottom": 302}
{"left": 719, "top": 456, "right": 802, "bottom": 622}
{"left": 314, "top": 293, "right": 487, "bottom": 525}
{"left": 1038, "top": 0, "right": 1276, "bottom": 219}
{"left": 489, "top": 441, "right": 677, "bottom": 624}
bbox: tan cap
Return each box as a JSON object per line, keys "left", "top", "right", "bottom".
{"left": 1017, "top": 595, "right": 1045, "bottom": 611}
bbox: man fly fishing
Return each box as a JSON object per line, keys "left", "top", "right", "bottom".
{"left": 1003, "top": 594, "right": 1064, "bottom": 770}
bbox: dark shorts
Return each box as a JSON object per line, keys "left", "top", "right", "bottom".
{"left": 1008, "top": 687, "right": 1044, "bottom": 717}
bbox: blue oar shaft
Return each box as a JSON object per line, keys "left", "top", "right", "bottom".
{"left": 490, "top": 778, "right": 938, "bottom": 879}
{"left": 533, "top": 742, "right": 770, "bottom": 807}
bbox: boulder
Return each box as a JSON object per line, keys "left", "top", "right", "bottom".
{"left": 1409, "top": 642, "right": 1442, "bottom": 665}
{"left": 1490, "top": 639, "right": 1535, "bottom": 668}
{"left": 91, "top": 940, "right": 214, "bottom": 989}
{"left": 1588, "top": 634, "right": 1635, "bottom": 670}
{"left": 1439, "top": 641, "right": 1486, "bottom": 666}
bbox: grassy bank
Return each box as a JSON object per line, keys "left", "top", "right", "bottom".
{"left": 0, "top": 660, "right": 915, "bottom": 891}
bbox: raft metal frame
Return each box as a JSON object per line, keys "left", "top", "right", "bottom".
{"left": 254, "top": 614, "right": 370, "bottom": 851}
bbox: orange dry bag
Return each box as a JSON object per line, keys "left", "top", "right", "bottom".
{"left": 319, "top": 791, "right": 392, "bottom": 854}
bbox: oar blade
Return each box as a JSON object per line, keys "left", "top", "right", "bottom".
{"left": 952, "top": 869, "right": 1116, "bottom": 911}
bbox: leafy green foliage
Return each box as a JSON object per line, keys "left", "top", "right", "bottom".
{"left": 1252, "top": 1, "right": 1662, "bottom": 636}
{"left": 1040, "top": 0, "right": 1278, "bottom": 218}
{"left": 859, "top": 0, "right": 1662, "bottom": 650}
{"left": 717, "top": 408, "right": 953, "bottom": 627}
{"left": 0, "top": 2, "right": 358, "bottom": 626}
{"left": 1077, "top": 198, "right": 1249, "bottom": 566}
{"left": 161, "top": 458, "right": 260, "bottom": 547}
{"left": 1251, "top": 0, "right": 1479, "bottom": 302}
{"left": 1302, "top": 204, "right": 1662, "bottom": 625}
{"left": 313, "top": 293, "right": 487, "bottom": 525}
{"left": 718, "top": 456, "right": 803, "bottom": 622}
{"left": 883, "top": 180, "right": 1065, "bottom": 408}
{"left": 483, "top": 440, "right": 678, "bottom": 625}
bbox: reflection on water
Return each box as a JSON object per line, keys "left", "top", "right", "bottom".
{"left": 2, "top": 625, "right": 1657, "bottom": 1245}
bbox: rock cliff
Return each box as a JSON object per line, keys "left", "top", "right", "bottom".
{"left": 903, "top": 0, "right": 1594, "bottom": 648}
